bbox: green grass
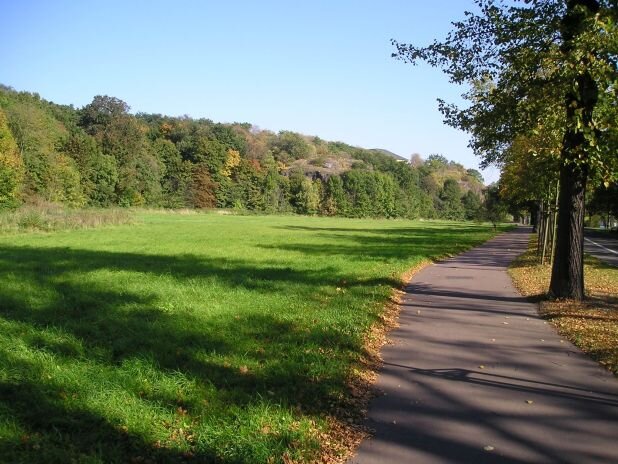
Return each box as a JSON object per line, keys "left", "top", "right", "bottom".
{"left": 0, "top": 212, "right": 504, "bottom": 463}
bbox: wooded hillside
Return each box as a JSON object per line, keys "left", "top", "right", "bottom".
{"left": 0, "top": 85, "right": 486, "bottom": 219}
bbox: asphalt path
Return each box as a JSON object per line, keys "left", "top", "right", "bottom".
{"left": 349, "top": 228, "right": 618, "bottom": 464}
{"left": 584, "top": 231, "right": 618, "bottom": 267}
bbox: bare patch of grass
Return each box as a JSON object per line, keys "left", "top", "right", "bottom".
{"left": 509, "top": 236, "right": 618, "bottom": 375}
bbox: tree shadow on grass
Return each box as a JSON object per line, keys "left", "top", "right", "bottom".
{"left": 275, "top": 223, "right": 492, "bottom": 235}
{"left": 0, "top": 322, "right": 333, "bottom": 463}
{"left": 0, "top": 244, "right": 389, "bottom": 463}
{"left": 261, "top": 228, "right": 495, "bottom": 262}
{"left": 0, "top": 224, "right": 503, "bottom": 462}
{"left": 262, "top": 225, "right": 521, "bottom": 270}
{"left": 0, "top": 350, "right": 214, "bottom": 464}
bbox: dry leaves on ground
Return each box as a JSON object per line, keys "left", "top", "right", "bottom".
{"left": 313, "top": 259, "right": 432, "bottom": 464}
{"left": 509, "top": 238, "right": 618, "bottom": 376}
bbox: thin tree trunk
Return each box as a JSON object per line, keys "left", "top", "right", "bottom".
{"left": 550, "top": 185, "right": 559, "bottom": 265}
{"left": 548, "top": 208, "right": 554, "bottom": 263}
{"left": 536, "top": 200, "right": 545, "bottom": 256}
{"left": 531, "top": 201, "right": 539, "bottom": 233}
{"left": 542, "top": 207, "right": 550, "bottom": 265}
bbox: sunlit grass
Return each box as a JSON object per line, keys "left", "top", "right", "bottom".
{"left": 0, "top": 213, "right": 503, "bottom": 463}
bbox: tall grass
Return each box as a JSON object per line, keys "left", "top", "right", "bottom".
{"left": 0, "top": 203, "right": 134, "bottom": 233}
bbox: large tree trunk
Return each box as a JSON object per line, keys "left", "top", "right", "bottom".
{"left": 549, "top": 0, "right": 599, "bottom": 300}
{"left": 549, "top": 162, "right": 587, "bottom": 299}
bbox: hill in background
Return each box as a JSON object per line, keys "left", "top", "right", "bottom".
{"left": 0, "top": 84, "right": 486, "bottom": 220}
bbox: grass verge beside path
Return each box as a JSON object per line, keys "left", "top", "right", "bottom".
{"left": 0, "top": 213, "right": 505, "bottom": 463}
{"left": 509, "top": 236, "right": 618, "bottom": 375}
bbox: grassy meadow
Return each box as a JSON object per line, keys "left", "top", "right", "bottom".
{"left": 0, "top": 212, "right": 503, "bottom": 463}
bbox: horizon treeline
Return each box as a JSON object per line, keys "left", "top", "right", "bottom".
{"left": 0, "top": 85, "right": 487, "bottom": 220}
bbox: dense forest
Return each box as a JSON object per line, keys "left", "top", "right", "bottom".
{"left": 0, "top": 85, "right": 488, "bottom": 220}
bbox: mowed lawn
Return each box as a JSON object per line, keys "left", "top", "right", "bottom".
{"left": 0, "top": 212, "right": 502, "bottom": 463}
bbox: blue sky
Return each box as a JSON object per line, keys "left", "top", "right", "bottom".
{"left": 1, "top": 0, "right": 499, "bottom": 183}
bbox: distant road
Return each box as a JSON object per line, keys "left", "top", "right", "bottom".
{"left": 584, "top": 230, "right": 618, "bottom": 267}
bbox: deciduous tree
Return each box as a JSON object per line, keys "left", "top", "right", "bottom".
{"left": 0, "top": 109, "right": 24, "bottom": 207}
{"left": 393, "top": 0, "right": 618, "bottom": 299}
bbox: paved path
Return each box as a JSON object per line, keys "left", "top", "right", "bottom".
{"left": 584, "top": 231, "right": 618, "bottom": 267}
{"left": 349, "top": 228, "right": 618, "bottom": 464}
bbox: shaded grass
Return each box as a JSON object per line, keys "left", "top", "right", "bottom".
{"left": 0, "top": 213, "right": 504, "bottom": 463}
{"left": 509, "top": 236, "right": 618, "bottom": 375}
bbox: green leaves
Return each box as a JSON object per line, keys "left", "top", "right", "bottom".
{"left": 393, "top": 0, "right": 617, "bottom": 179}
{"left": 0, "top": 108, "right": 24, "bottom": 207}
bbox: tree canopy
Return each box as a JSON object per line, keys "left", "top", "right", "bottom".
{"left": 393, "top": 0, "right": 618, "bottom": 299}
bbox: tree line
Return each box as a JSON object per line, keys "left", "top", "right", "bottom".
{"left": 0, "top": 85, "right": 490, "bottom": 220}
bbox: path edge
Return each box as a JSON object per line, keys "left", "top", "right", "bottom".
{"left": 325, "top": 228, "right": 514, "bottom": 464}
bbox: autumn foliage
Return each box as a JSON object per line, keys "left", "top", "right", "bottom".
{"left": 0, "top": 108, "right": 24, "bottom": 207}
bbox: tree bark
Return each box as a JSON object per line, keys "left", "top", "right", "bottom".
{"left": 549, "top": 0, "right": 599, "bottom": 300}
{"left": 550, "top": 162, "right": 587, "bottom": 299}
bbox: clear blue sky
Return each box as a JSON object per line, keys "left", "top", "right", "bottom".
{"left": 1, "top": 0, "right": 500, "bottom": 183}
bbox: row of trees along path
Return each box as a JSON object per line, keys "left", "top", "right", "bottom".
{"left": 351, "top": 3, "right": 618, "bottom": 461}
{"left": 392, "top": 0, "right": 618, "bottom": 300}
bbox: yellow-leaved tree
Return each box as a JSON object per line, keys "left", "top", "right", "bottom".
{"left": 221, "top": 149, "right": 241, "bottom": 178}
{"left": 0, "top": 108, "right": 24, "bottom": 207}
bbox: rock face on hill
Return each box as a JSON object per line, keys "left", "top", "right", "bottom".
{"left": 369, "top": 148, "right": 409, "bottom": 162}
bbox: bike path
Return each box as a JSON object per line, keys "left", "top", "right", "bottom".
{"left": 349, "top": 228, "right": 618, "bottom": 464}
